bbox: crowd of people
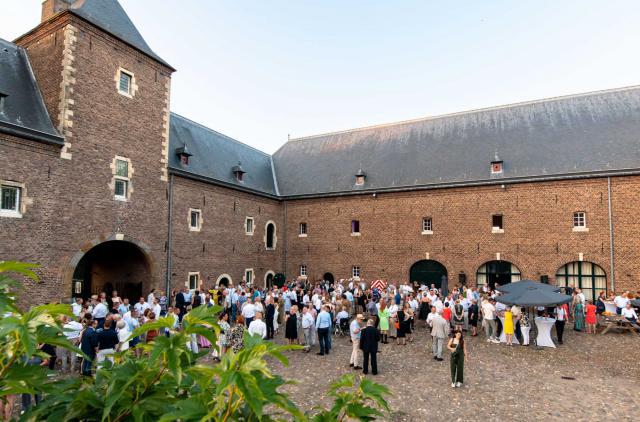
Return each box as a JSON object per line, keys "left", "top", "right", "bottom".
{"left": 9, "top": 278, "right": 640, "bottom": 416}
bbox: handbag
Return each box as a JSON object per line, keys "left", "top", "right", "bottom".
{"left": 395, "top": 321, "right": 400, "bottom": 329}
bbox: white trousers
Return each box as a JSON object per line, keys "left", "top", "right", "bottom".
{"left": 350, "top": 338, "right": 361, "bottom": 366}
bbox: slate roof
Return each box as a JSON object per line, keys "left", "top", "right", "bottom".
{"left": 272, "top": 86, "right": 640, "bottom": 197}
{"left": 0, "top": 38, "right": 63, "bottom": 145}
{"left": 58, "top": 0, "right": 172, "bottom": 69}
{"left": 168, "top": 113, "right": 278, "bottom": 197}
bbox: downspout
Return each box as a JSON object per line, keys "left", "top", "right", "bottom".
{"left": 166, "top": 173, "right": 174, "bottom": 297}
{"left": 283, "top": 201, "right": 288, "bottom": 280}
{"left": 607, "top": 177, "right": 615, "bottom": 292}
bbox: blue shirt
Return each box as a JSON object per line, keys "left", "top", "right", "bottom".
{"left": 316, "top": 311, "right": 332, "bottom": 329}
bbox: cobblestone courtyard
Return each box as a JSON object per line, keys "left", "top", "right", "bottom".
{"left": 267, "top": 323, "right": 639, "bottom": 421}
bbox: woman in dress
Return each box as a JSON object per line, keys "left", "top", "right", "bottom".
{"left": 378, "top": 299, "right": 390, "bottom": 344}
{"left": 595, "top": 291, "right": 606, "bottom": 315}
{"left": 453, "top": 299, "right": 465, "bottom": 332}
{"left": 395, "top": 304, "right": 405, "bottom": 345}
{"left": 229, "top": 315, "right": 246, "bottom": 353}
{"left": 387, "top": 301, "right": 398, "bottom": 339}
{"left": 573, "top": 300, "right": 585, "bottom": 332}
{"left": 447, "top": 330, "right": 467, "bottom": 388}
{"left": 585, "top": 300, "right": 597, "bottom": 334}
{"left": 503, "top": 307, "right": 514, "bottom": 345}
{"left": 401, "top": 302, "right": 413, "bottom": 343}
{"left": 285, "top": 305, "right": 298, "bottom": 345}
{"left": 468, "top": 299, "right": 479, "bottom": 336}
{"left": 418, "top": 292, "right": 430, "bottom": 322}
{"left": 218, "top": 312, "right": 231, "bottom": 355}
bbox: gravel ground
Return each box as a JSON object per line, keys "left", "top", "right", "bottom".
{"left": 265, "top": 322, "right": 640, "bottom": 421}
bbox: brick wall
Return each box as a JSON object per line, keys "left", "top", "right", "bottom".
{"left": 282, "top": 177, "right": 640, "bottom": 295}
{"left": 170, "top": 176, "right": 284, "bottom": 291}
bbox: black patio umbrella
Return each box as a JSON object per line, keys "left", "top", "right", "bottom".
{"left": 496, "top": 280, "right": 560, "bottom": 295}
{"left": 496, "top": 287, "right": 572, "bottom": 307}
{"left": 496, "top": 287, "right": 572, "bottom": 348}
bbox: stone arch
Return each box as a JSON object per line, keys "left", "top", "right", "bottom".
{"left": 264, "top": 270, "right": 275, "bottom": 288}
{"left": 409, "top": 260, "right": 448, "bottom": 288}
{"left": 216, "top": 273, "right": 233, "bottom": 287}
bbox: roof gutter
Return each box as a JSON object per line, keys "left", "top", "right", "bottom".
{"left": 278, "top": 168, "right": 640, "bottom": 200}
{"left": 0, "top": 122, "right": 64, "bottom": 146}
{"left": 168, "top": 167, "right": 281, "bottom": 200}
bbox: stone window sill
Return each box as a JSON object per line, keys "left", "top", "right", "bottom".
{"left": 0, "top": 210, "right": 22, "bottom": 218}
{"left": 114, "top": 195, "right": 128, "bottom": 202}
{"left": 421, "top": 230, "right": 433, "bottom": 235}
{"left": 350, "top": 232, "right": 361, "bottom": 237}
{"left": 246, "top": 231, "right": 254, "bottom": 236}
{"left": 491, "top": 228, "right": 504, "bottom": 234}
{"left": 572, "top": 227, "right": 589, "bottom": 232}
{"left": 298, "top": 234, "right": 308, "bottom": 238}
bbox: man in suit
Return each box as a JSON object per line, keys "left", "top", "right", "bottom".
{"left": 80, "top": 319, "right": 98, "bottom": 376}
{"left": 359, "top": 318, "right": 380, "bottom": 375}
{"left": 265, "top": 297, "right": 275, "bottom": 339}
{"left": 431, "top": 310, "right": 449, "bottom": 361}
{"left": 175, "top": 287, "right": 187, "bottom": 322}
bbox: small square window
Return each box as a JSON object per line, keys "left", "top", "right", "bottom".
{"left": 492, "top": 214, "right": 503, "bottom": 231}
{"left": 573, "top": 212, "right": 586, "bottom": 228}
{"left": 351, "top": 220, "right": 360, "bottom": 234}
{"left": 190, "top": 209, "right": 201, "bottom": 231}
{"left": 300, "top": 264, "right": 307, "bottom": 277}
{"left": 114, "top": 179, "right": 128, "bottom": 199}
{"left": 0, "top": 185, "right": 21, "bottom": 216}
{"left": 119, "top": 71, "right": 132, "bottom": 95}
{"left": 245, "top": 217, "right": 254, "bottom": 235}
{"left": 355, "top": 175, "right": 365, "bottom": 185}
{"left": 422, "top": 217, "right": 432, "bottom": 232}
{"left": 188, "top": 273, "right": 200, "bottom": 290}
{"left": 299, "top": 222, "right": 307, "bottom": 235}
{"left": 491, "top": 162, "right": 503, "bottom": 174}
{"left": 352, "top": 266, "right": 361, "bottom": 278}
{"left": 180, "top": 155, "right": 189, "bottom": 165}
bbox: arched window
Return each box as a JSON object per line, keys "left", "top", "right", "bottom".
{"left": 265, "top": 221, "right": 276, "bottom": 250}
{"left": 476, "top": 261, "right": 521, "bottom": 289}
{"left": 556, "top": 261, "right": 606, "bottom": 302}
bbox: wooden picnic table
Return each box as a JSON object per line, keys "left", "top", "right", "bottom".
{"left": 599, "top": 315, "right": 640, "bottom": 337}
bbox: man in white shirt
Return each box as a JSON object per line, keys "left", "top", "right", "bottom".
{"left": 147, "top": 289, "right": 156, "bottom": 308}
{"left": 481, "top": 299, "right": 498, "bottom": 343}
{"left": 555, "top": 305, "right": 567, "bottom": 344}
{"left": 151, "top": 298, "right": 161, "bottom": 318}
{"left": 248, "top": 311, "right": 267, "bottom": 339}
{"left": 92, "top": 298, "right": 108, "bottom": 328}
{"left": 614, "top": 293, "right": 629, "bottom": 315}
{"left": 621, "top": 303, "right": 638, "bottom": 322}
{"left": 254, "top": 297, "right": 265, "bottom": 314}
{"left": 242, "top": 299, "right": 257, "bottom": 327}
{"left": 426, "top": 306, "right": 437, "bottom": 327}
{"left": 301, "top": 307, "right": 315, "bottom": 351}
{"left": 71, "top": 298, "right": 83, "bottom": 317}
{"left": 134, "top": 297, "right": 150, "bottom": 315}
{"left": 116, "top": 320, "right": 131, "bottom": 351}
{"left": 59, "top": 315, "right": 83, "bottom": 372}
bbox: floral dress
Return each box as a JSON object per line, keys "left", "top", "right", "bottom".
{"left": 229, "top": 324, "right": 245, "bottom": 353}
{"left": 218, "top": 320, "right": 231, "bottom": 347}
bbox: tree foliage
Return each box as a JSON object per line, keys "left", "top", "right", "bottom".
{"left": 0, "top": 261, "right": 391, "bottom": 421}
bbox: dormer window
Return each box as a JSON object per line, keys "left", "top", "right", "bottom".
{"left": 175, "top": 144, "right": 192, "bottom": 166}
{"left": 491, "top": 152, "right": 503, "bottom": 175}
{"left": 355, "top": 167, "right": 366, "bottom": 186}
{"left": 232, "top": 162, "right": 246, "bottom": 182}
{"left": 0, "top": 92, "right": 7, "bottom": 111}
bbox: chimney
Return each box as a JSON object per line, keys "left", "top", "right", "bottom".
{"left": 41, "top": 0, "right": 76, "bottom": 23}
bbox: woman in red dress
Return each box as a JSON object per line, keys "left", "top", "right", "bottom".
{"left": 585, "top": 300, "right": 597, "bottom": 334}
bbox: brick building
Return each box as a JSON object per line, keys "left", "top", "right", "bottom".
{"left": 1, "top": 0, "right": 639, "bottom": 306}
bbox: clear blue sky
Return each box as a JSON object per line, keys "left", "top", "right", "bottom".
{"left": 4, "top": 1, "right": 640, "bottom": 153}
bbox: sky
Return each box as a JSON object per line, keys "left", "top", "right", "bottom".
{"left": 3, "top": 0, "right": 640, "bottom": 153}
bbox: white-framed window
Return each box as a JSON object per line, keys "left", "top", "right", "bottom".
{"left": 491, "top": 214, "right": 504, "bottom": 233}
{"left": 572, "top": 211, "right": 588, "bottom": 231}
{"left": 245, "top": 268, "right": 254, "bottom": 286}
{"left": 189, "top": 209, "right": 202, "bottom": 231}
{"left": 118, "top": 70, "right": 132, "bottom": 96}
{"left": 114, "top": 157, "right": 130, "bottom": 201}
{"left": 0, "top": 184, "right": 21, "bottom": 218}
{"left": 351, "top": 220, "right": 360, "bottom": 236}
{"left": 245, "top": 217, "right": 254, "bottom": 235}
{"left": 352, "top": 266, "right": 361, "bottom": 278}
{"left": 299, "top": 222, "right": 307, "bottom": 237}
{"left": 188, "top": 272, "right": 200, "bottom": 290}
{"left": 265, "top": 221, "right": 276, "bottom": 250}
{"left": 422, "top": 217, "right": 432, "bottom": 234}
{"left": 300, "top": 264, "right": 307, "bottom": 277}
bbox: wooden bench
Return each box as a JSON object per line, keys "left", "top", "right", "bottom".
{"left": 600, "top": 317, "right": 640, "bottom": 337}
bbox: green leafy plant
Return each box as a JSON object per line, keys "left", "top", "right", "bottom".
{"left": 1, "top": 261, "right": 391, "bottom": 421}
{"left": 0, "top": 261, "right": 80, "bottom": 403}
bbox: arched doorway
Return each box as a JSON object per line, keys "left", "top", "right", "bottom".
{"left": 476, "top": 261, "right": 521, "bottom": 289}
{"left": 216, "top": 274, "right": 232, "bottom": 288}
{"left": 556, "top": 261, "right": 606, "bottom": 302}
{"left": 323, "top": 272, "right": 334, "bottom": 283}
{"left": 265, "top": 271, "right": 275, "bottom": 288}
{"left": 409, "top": 260, "right": 448, "bottom": 288}
{"left": 71, "top": 240, "right": 150, "bottom": 301}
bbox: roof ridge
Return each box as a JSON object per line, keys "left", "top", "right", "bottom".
{"left": 170, "top": 112, "right": 271, "bottom": 157}
{"left": 287, "top": 84, "right": 640, "bottom": 143}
